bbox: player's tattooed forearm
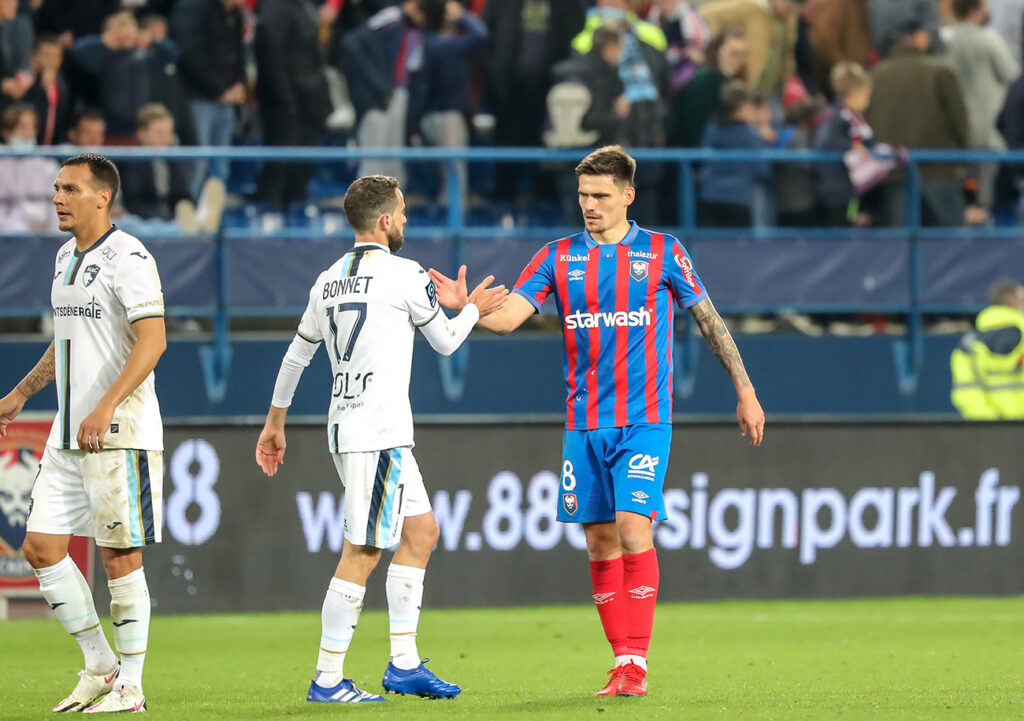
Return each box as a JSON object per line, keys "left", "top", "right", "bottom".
{"left": 690, "top": 298, "right": 752, "bottom": 390}
{"left": 18, "top": 342, "right": 56, "bottom": 397}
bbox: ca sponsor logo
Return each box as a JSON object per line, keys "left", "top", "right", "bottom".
{"left": 629, "top": 585, "right": 656, "bottom": 599}
{"left": 592, "top": 592, "right": 616, "bottom": 605}
{"left": 568, "top": 269, "right": 585, "bottom": 282}
{"left": 565, "top": 308, "right": 652, "bottom": 330}
{"left": 629, "top": 260, "right": 649, "bottom": 282}
{"left": 627, "top": 454, "right": 659, "bottom": 481}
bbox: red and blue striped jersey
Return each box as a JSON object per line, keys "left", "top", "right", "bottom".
{"left": 513, "top": 222, "right": 706, "bottom": 430}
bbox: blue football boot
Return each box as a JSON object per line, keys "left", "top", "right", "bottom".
{"left": 307, "top": 676, "right": 384, "bottom": 703}
{"left": 381, "top": 659, "right": 461, "bottom": 699}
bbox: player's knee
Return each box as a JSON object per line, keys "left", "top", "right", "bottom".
{"left": 21, "top": 536, "right": 63, "bottom": 569}
{"left": 406, "top": 517, "right": 440, "bottom": 553}
{"left": 584, "top": 523, "right": 620, "bottom": 559}
{"left": 617, "top": 523, "right": 654, "bottom": 555}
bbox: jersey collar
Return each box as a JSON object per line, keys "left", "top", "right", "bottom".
{"left": 352, "top": 241, "right": 390, "bottom": 254}
{"left": 73, "top": 224, "right": 116, "bottom": 258}
{"left": 583, "top": 220, "right": 639, "bottom": 250}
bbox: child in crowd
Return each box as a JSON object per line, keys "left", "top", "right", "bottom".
{"left": 698, "top": 80, "right": 770, "bottom": 228}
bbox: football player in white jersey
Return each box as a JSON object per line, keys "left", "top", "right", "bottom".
{"left": 255, "top": 175, "right": 506, "bottom": 703}
{"left": 0, "top": 154, "right": 166, "bottom": 714}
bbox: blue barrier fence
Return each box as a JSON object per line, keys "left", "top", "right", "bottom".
{"left": 2, "top": 146, "right": 1022, "bottom": 402}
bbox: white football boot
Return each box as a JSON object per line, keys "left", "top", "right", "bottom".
{"left": 53, "top": 665, "right": 119, "bottom": 713}
{"left": 83, "top": 680, "right": 146, "bottom": 713}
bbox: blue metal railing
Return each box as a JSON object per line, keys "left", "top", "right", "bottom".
{"left": 3, "top": 146, "right": 1022, "bottom": 400}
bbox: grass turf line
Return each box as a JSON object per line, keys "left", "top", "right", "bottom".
{"left": 1, "top": 597, "right": 1021, "bottom": 720}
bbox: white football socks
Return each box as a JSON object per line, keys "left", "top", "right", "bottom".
{"left": 386, "top": 564, "right": 425, "bottom": 671}
{"left": 108, "top": 567, "right": 151, "bottom": 690}
{"left": 34, "top": 555, "right": 117, "bottom": 676}
{"left": 315, "top": 578, "right": 365, "bottom": 688}
{"left": 615, "top": 654, "right": 648, "bottom": 671}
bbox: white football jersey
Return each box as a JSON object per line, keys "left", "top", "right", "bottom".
{"left": 296, "top": 243, "right": 440, "bottom": 453}
{"left": 47, "top": 227, "right": 164, "bottom": 451}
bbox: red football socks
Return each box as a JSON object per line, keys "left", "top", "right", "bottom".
{"left": 589, "top": 556, "right": 628, "bottom": 656}
{"left": 622, "top": 548, "right": 659, "bottom": 656}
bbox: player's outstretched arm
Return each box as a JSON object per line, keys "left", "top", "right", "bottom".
{"left": 78, "top": 318, "right": 166, "bottom": 452}
{"left": 256, "top": 405, "right": 288, "bottom": 477}
{"left": 689, "top": 296, "right": 765, "bottom": 446}
{"left": 0, "top": 341, "right": 55, "bottom": 438}
{"left": 418, "top": 275, "right": 509, "bottom": 356}
{"left": 428, "top": 266, "right": 530, "bottom": 334}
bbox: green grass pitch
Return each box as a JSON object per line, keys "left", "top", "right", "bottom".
{"left": 2, "top": 597, "right": 1022, "bottom": 720}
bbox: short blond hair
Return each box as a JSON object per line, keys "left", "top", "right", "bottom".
{"left": 136, "top": 103, "right": 173, "bottom": 131}
{"left": 830, "top": 62, "right": 871, "bottom": 100}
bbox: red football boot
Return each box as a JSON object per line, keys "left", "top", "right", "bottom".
{"left": 616, "top": 662, "right": 648, "bottom": 696}
{"left": 593, "top": 665, "right": 626, "bottom": 697}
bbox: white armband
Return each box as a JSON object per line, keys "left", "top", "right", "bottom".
{"left": 271, "top": 334, "right": 319, "bottom": 408}
{"left": 418, "top": 303, "right": 480, "bottom": 356}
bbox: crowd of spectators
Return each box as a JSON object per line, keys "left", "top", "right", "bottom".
{"left": 2, "top": 0, "right": 1024, "bottom": 230}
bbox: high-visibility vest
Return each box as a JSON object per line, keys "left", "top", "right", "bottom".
{"left": 950, "top": 305, "right": 1024, "bottom": 419}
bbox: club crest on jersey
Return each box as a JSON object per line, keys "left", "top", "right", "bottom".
{"left": 563, "top": 492, "right": 578, "bottom": 516}
{"left": 629, "top": 260, "right": 649, "bottom": 282}
{"left": 82, "top": 264, "right": 100, "bottom": 287}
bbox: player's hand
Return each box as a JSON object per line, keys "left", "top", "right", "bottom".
{"left": 427, "top": 265, "right": 469, "bottom": 311}
{"left": 0, "top": 388, "right": 28, "bottom": 439}
{"left": 256, "top": 424, "right": 286, "bottom": 477}
{"left": 736, "top": 389, "right": 765, "bottom": 446}
{"left": 77, "top": 402, "right": 115, "bottom": 453}
{"left": 468, "top": 275, "right": 508, "bottom": 317}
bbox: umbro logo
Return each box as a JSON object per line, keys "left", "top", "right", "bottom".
{"left": 628, "top": 586, "right": 656, "bottom": 600}
{"left": 112, "top": 619, "right": 137, "bottom": 627}
{"left": 631, "top": 490, "right": 649, "bottom": 502}
{"left": 568, "top": 269, "right": 585, "bottom": 282}
{"left": 592, "top": 592, "right": 616, "bottom": 605}
{"left": 105, "top": 521, "right": 122, "bottom": 530}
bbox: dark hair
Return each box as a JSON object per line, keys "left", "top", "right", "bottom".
{"left": 783, "top": 97, "right": 821, "bottom": 127}
{"left": 2, "top": 103, "right": 36, "bottom": 135}
{"left": 951, "top": 0, "right": 980, "bottom": 19}
{"left": 34, "top": 33, "right": 61, "bottom": 51}
{"left": 989, "top": 278, "right": 1024, "bottom": 306}
{"left": 343, "top": 175, "right": 401, "bottom": 233}
{"left": 592, "top": 25, "right": 623, "bottom": 56}
{"left": 574, "top": 145, "right": 637, "bottom": 186}
{"left": 72, "top": 108, "right": 106, "bottom": 127}
{"left": 419, "top": 0, "right": 446, "bottom": 31}
{"left": 61, "top": 153, "right": 121, "bottom": 202}
{"left": 718, "top": 80, "right": 751, "bottom": 120}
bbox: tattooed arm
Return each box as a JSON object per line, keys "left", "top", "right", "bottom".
{"left": 0, "top": 341, "right": 55, "bottom": 438}
{"left": 689, "top": 297, "right": 765, "bottom": 445}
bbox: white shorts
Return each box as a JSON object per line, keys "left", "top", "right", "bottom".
{"left": 27, "top": 446, "right": 163, "bottom": 549}
{"left": 333, "top": 447, "right": 430, "bottom": 549}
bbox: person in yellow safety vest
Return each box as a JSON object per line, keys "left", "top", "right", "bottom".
{"left": 951, "top": 279, "right": 1024, "bottom": 419}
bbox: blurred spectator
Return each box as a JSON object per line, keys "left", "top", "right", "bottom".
{"left": 139, "top": 14, "right": 197, "bottom": 149}
{"left": 118, "top": 103, "right": 193, "bottom": 221}
{"left": 700, "top": 0, "right": 796, "bottom": 93}
{"left": 23, "top": 35, "right": 72, "bottom": 145}
{"left": 814, "top": 62, "right": 877, "bottom": 225}
{"left": 950, "top": 278, "right": 1024, "bottom": 419}
{"left": 868, "top": 0, "right": 942, "bottom": 57}
{"left": 70, "top": 11, "right": 182, "bottom": 141}
{"left": 410, "top": 0, "right": 488, "bottom": 204}
{"left": 0, "top": 0, "right": 33, "bottom": 110}
{"left": 807, "top": 0, "right": 871, "bottom": 97}
{"left": 342, "top": 2, "right": 421, "bottom": 184}
{"left": 774, "top": 97, "right": 822, "bottom": 227}
{"left": 549, "top": 25, "right": 628, "bottom": 222}
{"left": 942, "top": 0, "right": 1019, "bottom": 213}
{"left": 670, "top": 26, "right": 746, "bottom": 147}
{"left": 255, "top": 0, "right": 330, "bottom": 207}
{"left": 646, "top": 0, "right": 711, "bottom": 97}
{"left": 0, "top": 103, "right": 60, "bottom": 232}
{"left": 866, "top": 21, "right": 969, "bottom": 226}
{"left": 170, "top": 0, "right": 246, "bottom": 195}
{"left": 483, "top": 0, "right": 587, "bottom": 200}
{"left": 66, "top": 107, "right": 106, "bottom": 146}
{"left": 698, "top": 80, "right": 769, "bottom": 227}
{"left": 989, "top": 0, "right": 1024, "bottom": 66}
